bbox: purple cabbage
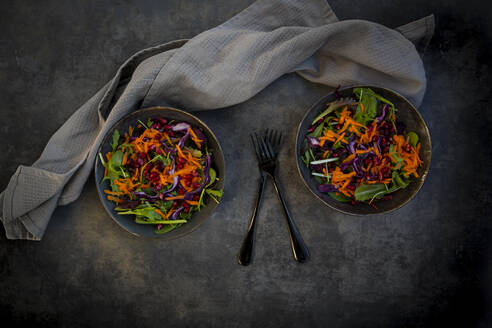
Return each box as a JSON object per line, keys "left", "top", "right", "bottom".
{"left": 193, "top": 128, "right": 207, "bottom": 146}
{"left": 177, "top": 129, "right": 190, "bottom": 148}
{"left": 348, "top": 140, "right": 356, "bottom": 154}
{"left": 117, "top": 199, "right": 139, "bottom": 209}
{"left": 375, "top": 138, "right": 382, "bottom": 155}
{"left": 184, "top": 154, "right": 211, "bottom": 200}
{"left": 352, "top": 157, "right": 363, "bottom": 178}
{"left": 132, "top": 191, "right": 160, "bottom": 201}
{"left": 339, "top": 159, "right": 353, "bottom": 171}
{"left": 377, "top": 104, "right": 388, "bottom": 122}
{"left": 318, "top": 184, "right": 338, "bottom": 193}
{"left": 171, "top": 207, "right": 185, "bottom": 220}
{"left": 160, "top": 140, "right": 176, "bottom": 154}
{"left": 310, "top": 163, "right": 325, "bottom": 173}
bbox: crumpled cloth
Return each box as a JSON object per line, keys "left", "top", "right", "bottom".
{"left": 0, "top": 0, "right": 434, "bottom": 240}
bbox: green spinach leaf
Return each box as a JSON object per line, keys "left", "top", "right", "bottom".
{"left": 406, "top": 131, "right": 419, "bottom": 147}
{"left": 328, "top": 192, "right": 351, "bottom": 203}
{"left": 354, "top": 183, "right": 387, "bottom": 201}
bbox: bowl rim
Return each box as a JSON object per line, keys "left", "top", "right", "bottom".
{"left": 295, "top": 85, "right": 432, "bottom": 216}
{"left": 94, "top": 106, "right": 226, "bottom": 238}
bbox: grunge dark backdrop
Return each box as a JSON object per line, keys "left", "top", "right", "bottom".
{"left": 0, "top": 1, "right": 491, "bottom": 327}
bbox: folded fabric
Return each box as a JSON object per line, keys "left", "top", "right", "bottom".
{"left": 0, "top": 0, "right": 434, "bottom": 240}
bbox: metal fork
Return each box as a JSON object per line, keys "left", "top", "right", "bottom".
{"left": 254, "top": 130, "right": 310, "bottom": 263}
{"left": 238, "top": 137, "right": 267, "bottom": 266}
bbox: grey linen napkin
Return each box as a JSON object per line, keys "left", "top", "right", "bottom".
{"left": 0, "top": 0, "right": 434, "bottom": 240}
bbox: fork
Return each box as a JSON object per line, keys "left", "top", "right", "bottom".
{"left": 254, "top": 130, "right": 310, "bottom": 263}
{"left": 237, "top": 141, "right": 267, "bottom": 266}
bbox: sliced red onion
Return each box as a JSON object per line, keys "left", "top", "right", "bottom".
{"left": 171, "top": 122, "right": 191, "bottom": 132}
{"left": 164, "top": 156, "right": 180, "bottom": 196}
{"left": 306, "top": 136, "right": 320, "bottom": 148}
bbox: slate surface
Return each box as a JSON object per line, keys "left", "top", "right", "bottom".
{"left": 0, "top": 1, "right": 491, "bottom": 327}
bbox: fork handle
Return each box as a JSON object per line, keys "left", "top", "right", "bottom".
{"left": 271, "top": 177, "right": 310, "bottom": 263}
{"left": 238, "top": 172, "right": 267, "bottom": 266}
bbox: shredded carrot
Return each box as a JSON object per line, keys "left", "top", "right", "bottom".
{"left": 122, "top": 152, "right": 128, "bottom": 165}
{"left": 165, "top": 195, "right": 185, "bottom": 201}
{"left": 106, "top": 195, "right": 124, "bottom": 203}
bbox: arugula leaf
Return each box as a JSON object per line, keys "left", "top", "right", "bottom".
{"left": 198, "top": 188, "right": 206, "bottom": 210}
{"left": 206, "top": 189, "right": 223, "bottom": 198}
{"left": 111, "top": 129, "right": 120, "bottom": 151}
{"left": 392, "top": 171, "right": 409, "bottom": 188}
{"left": 301, "top": 150, "right": 310, "bottom": 167}
{"left": 354, "top": 87, "right": 395, "bottom": 109}
{"left": 117, "top": 207, "right": 162, "bottom": 221}
{"left": 179, "top": 212, "right": 193, "bottom": 220}
{"left": 308, "top": 124, "right": 324, "bottom": 138}
{"left": 158, "top": 201, "right": 173, "bottom": 212}
{"left": 147, "top": 117, "right": 153, "bottom": 129}
{"left": 98, "top": 152, "right": 107, "bottom": 167}
{"left": 101, "top": 150, "right": 125, "bottom": 190}
{"left": 135, "top": 218, "right": 187, "bottom": 224}
{"left": 205, "top": 188, "right": 223, "bottom": 203}
{"left": 312, "top": 102, "right": 338, "bottom": 125}
{"left": 354, "top": 183, "right": 387, "bottom": 201}
{"left": 110, "top": 151, "right": 124, "bottom": 167}
{"left": 137, "top": 119, "right": 148, "bottom": 129}
{"left": 328, "top": 192, "right": 351, "bottom": 203}
{"left": 353, "top": 88, "right": 377, "bottom": 124}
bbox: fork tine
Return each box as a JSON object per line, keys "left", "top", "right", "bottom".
{"left": 250, "top": 134, "right": 261, "bottom": 161}
{"left": 266, "top": 133, "right": 275, "bottom": 158}
{"left": 274, "top": 131, "right": 280, "bottom": 147}
{"left": 255, "top": 132, "right": 267, "bottom": 161}
{"left": 259, "top": 133, "right": 272, "bottom": 160}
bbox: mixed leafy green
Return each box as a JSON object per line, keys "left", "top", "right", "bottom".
{"left": 100, "top": 117, "right": 223, "bottom": 234}
{"left": 301, "top": 88, "right": 422, "bottom": 207}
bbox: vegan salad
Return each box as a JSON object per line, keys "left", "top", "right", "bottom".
{"left": 301, "top": 87, "right": 422, "bottom": 208}
{"left": 99, "top": 117, "right": 223, "bottom": 234}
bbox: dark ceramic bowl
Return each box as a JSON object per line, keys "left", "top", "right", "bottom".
{"left": 95, "top": 107, "right": 225, "bottom": 238}
{"left": 296, "top": 85, "right": 431, "bottom": 215}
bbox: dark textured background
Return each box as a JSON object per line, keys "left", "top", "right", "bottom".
{"left": 1, "top": 1, "right": 491, "bottom": 327}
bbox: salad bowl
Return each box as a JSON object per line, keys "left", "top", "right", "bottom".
{"left": 295, "top": 85, "right": 431, "bottom": 215}
{"left": 95, "top": 106, "right": 225, "bottom": 239}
